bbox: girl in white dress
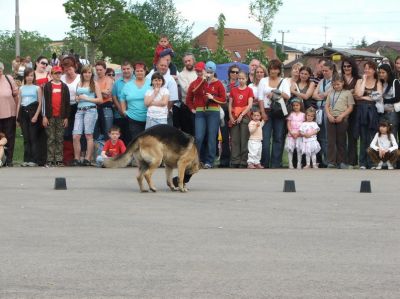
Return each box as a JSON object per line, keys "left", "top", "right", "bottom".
{"left": 299, "top": 107, "right": 321, "bottom": 168}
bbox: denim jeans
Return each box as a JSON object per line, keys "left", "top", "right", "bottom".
{"left": 73, "top": 108, "right": 98, "bottom": 135}
{"left": 145, "top": 116, "right": 168, "bottom": 129}
{"left": 359, "top": 124, "right": 374, "bottom": 168}
{"left": 95, "top": 107, "right": 114, "bottom": 141}
{"left": 195, "top": 110, "right": 220, "bottom": 166}
{"left": 317, "top": 112, "right": 328, "bottom": 165}
{"left": 261, "top": 111, "right": 285, "bottom": 168}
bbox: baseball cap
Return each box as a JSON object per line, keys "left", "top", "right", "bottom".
{"left": 51, "top": 66, "right": 63, "bottom": 73}
{"left": 205, "top": 61, "right": 216, "bottom": 73}
{"left": 194, "top": 62, "right": 205, "bottom": 71}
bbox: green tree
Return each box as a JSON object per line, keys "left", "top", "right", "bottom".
{"left": 130, "top": 0, "right": 193, "bottom": 43}
{"left": 63, "top": 0, "right": 125, "bottom": 63}
{"left": 249, "top": 0, "right": 283, "bottom": 40}
{"left": 99, "top": 12, "right": 157, "bottom": 66}
{"left": 0, "top": 30, "right": 52, "bottom": 72}
{"left": 244, "top": 48, "right": 269, "bottom": 66}
{"left": 211, "top": 14, "right": 231, "bottom": 64}
{"left": 355, "top": 36, "right": 368, "bottom": 49}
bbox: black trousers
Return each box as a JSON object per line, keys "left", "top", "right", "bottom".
{"left": 0, "top": 117, "right": 16, "bottom": 165}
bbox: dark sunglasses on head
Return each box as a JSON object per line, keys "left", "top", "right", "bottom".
{"left": 40, "top": 61, "right": 48, "bottom": 66}
{"left": 230, "top": 71, "right": 239, "bottom": 74}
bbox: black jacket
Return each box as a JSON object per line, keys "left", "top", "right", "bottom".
{"left": 42, "top": 80, "right": 70, "bottom": 119}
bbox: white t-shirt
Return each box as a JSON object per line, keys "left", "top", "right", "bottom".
{"left": 61, "top": 74, "right": 81, "bottom": 105}
{"left": 145, "top": 87, "right": 169, "bottom": 119}
{"left": 257, "top": 77, "right": 291, "bottom": 108}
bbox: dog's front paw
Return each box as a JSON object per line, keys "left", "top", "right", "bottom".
{"left": 150, "top": 187, "right": 157, "bottom": 192}
{"left": 179, "top": 187, "right": 188, "bottom": 193}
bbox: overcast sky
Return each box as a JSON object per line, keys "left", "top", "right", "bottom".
{"left": 1, "top": 0, "right": 399, "bottom": 52}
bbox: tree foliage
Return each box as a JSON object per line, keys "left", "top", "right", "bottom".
{"left": 249, "top": 0, "right": 283, "bottom": 40}
{"left": 244, "top": 48, "right": 269, "bottom": 66}
{"left": 211, "top": 13, "right": 232, "bottom": 64}
{"left": 130, "top": 0, "right": 193, "bottom": 44}
{"left": 63, "top": 0, "right": 125, "bottom": 63}
{"left": 0, "top": 30, "right": 52, "bottom": 73}
{"left": 99, "top": 12, "right": 157, "bottom": 66}
{"left": 355, "top": 36, "right": 368, "bottom": 49}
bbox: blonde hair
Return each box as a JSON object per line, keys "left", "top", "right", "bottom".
{"left": 306, "top": 107, "right": 316, "bottom": 121}
{"left": 80, "top": 65, "right": 96, "bottom": 93}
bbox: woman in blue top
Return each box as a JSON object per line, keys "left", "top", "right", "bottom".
{"left": 120, "top": 62, "right": 151, "bottom": 142}
{"left": 16, "top": 68, "right": 42, "bottom": 166}
{"left": 72, "top": 65, "right": 103, "bottom": 166}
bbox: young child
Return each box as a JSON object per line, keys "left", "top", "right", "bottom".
{"left": 299, "top": 107, "right": 321, "bottom": 168}
{"left": 247, "top": 109, "right": 264, "bottom": 169}
{"left": 325, "top": 74, "right": 354, "bottom": 169}
{"left": 0, "top": 132, "right": 7, "bottom": 167}
{"left": 229, "top": 71, "right": 254, "bottom": 168}
{"left": 42, "top": 66, "right": 70, "bottom": 167}
{"left": 96, "top": 126, "right": 126, "bottom": 167}
{"left": 144, "top": 72, "right": 170, "bottom": 129}
{"left": 367, "top": 120, "right": 399, "bottom": 169}
{"left": 285, "top": 98, "right": 305, "bottom": 169}
{"left": 153, "top": 35, "right": 173, "bottom": 67}
{"left": 16, "top": 68, "right": 42, "bottom": 167}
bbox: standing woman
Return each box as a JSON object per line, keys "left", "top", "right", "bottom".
{"left": 219, "top": 64, "right": 240, "bottom": 168}
{"left": 194, "top": 61, "right": 226, "bottom": 169}
{"left": 95, "top": 60, "right": 114, "bottom": 141}
{"left": 120, "top": 62, "right": 151, "bottom": 142}
{"left": 16, "top": 68, "right": 42, "bottom": 166}
{"left": 341, "top": 58, "right": 360, "bottom": 168}
{"left": 34, "top": 56, "right": 52, "bottom": 166}
{"left": 72, "top": 65, "right": 103, "bottom": 166}
{"left": 291, "top": 66, "right": 316, "bottom": 109}
{"left": 61, "top": 56, "right": 80, "bottom": 160}
{"left": 0, "top": 62, "right": 19, "bottom": 166}
{"left": 288, "top": 63, "right": 303, "bottom": 104}
{"left": 312, "top": 60, "right": 336, "bottom": 167}
{"left": 248, "top": 64, "right": 267, "bottom": 110}
{"left": 378, "top": 63, "right": 400, "bottom": 137}
{"left": 258, "top": 59, "right": 291, "bottom": 168}
{"left": 354, "top": 60, "right": 383, "bottom": 169}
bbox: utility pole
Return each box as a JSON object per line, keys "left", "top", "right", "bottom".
{"left": 15, "top": 0, "right": 20, "bottom": 57}
{"left": 323, "top": 17, "right": 329, "bottom": 46}
{"left": 278, "top": 30, "right": 289, "bottom": 76}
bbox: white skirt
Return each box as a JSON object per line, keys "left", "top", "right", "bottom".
{"left": 301, "top": 140, "right": 321, "bottom": 155}
{"left": 285, "top": 136, "right": 303, "bottom": 152}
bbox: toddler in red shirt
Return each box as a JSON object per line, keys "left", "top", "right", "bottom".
{"left": 153, "top": 35, "right": 173, "bottom": 66}
{"left": 96, "top": 125, "right": 126, "bottom": 167}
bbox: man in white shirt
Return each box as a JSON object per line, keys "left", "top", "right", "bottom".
{"left": 176, "top": 53, "right": 197, "bottom": 134}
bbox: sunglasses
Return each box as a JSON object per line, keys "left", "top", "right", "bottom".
{"left": 343, "top": 65, "right": 352, "bottom": 68}
{"left": 107, "top": 73, "right": 115, "bottom": 77}
{"left": 40, "top": 61, "right": 48, "bottom": 66}
{"left": 230, "top": 71, "right": 239, "bottom": 74}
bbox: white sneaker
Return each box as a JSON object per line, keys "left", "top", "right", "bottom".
{"left": 387, "top": 161, "right": 394, "bottom": 170}
{"left": 376, "top": 161, "right": 383, "bottom": 170}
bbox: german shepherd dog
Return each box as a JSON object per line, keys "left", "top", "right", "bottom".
{"left": 103, "top": 125, "right": 200, "bottom": 192}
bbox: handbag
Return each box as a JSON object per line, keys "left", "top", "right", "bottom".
{"left": 270, "top": 79, "right": 288, "bottom": 118}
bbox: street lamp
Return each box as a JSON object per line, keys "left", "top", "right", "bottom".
{"left": 15, "top": 0, "right": 20, "bottom": 57}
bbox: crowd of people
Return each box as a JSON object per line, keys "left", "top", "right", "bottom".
{"left": 1, "top": 34, "right": 400, "bottom": 170}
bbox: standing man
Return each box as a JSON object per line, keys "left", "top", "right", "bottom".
{"left": 147, "top": 57, "right": 179, "bottom": 125}
{"left": 0, "top": 62, "right": 19, "bottom": 166}
{"left": 112, "top": 61, "right": 134, "bottom": 145}
{"left": 176, "top": 53, "right": 197, "bottom": 135}
{"left": 247, "top": 59, "right": 261, "bottom": 85}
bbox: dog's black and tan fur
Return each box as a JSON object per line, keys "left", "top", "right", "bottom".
{"left": 104, "top": 125, "right": 199, "bottom": 192}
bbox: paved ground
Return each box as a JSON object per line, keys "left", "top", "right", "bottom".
{"left": 0, "top": 167, "right": 399, "bottom": 298}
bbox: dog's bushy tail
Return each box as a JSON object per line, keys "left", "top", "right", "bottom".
{"left": 103, "top": 140, "right": 138, "bottom": 168}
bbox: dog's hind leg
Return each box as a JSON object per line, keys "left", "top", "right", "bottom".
{"left": 137, "top": 163, "right": 149, "bottom": 192}
{"left": 165, "top": 166, "right": 178, "bottom": 191}
{"left": 143, "top": 157, "right": 162, "bottom": 192}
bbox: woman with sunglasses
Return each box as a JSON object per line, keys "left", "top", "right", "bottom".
{"left": 341, "top": 58, "right": 360, "bottom": 168}
{"left": 106, "top": 68, "right": 115, "bottom": 80}
{"left": 34, "top": 56, "right": 52, "bottom": 165}
{"left": 219, "top": 64, "right": 240, "bottom": 168}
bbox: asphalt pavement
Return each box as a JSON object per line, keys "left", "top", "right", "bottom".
{"left": 0, "top": 167, "right": 399, "bottom": 298}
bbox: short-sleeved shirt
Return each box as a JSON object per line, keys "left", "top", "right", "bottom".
{"left": 112, "top": 77, "right": 134, "bottom": 118}
{"left": 145, "top": 87, "right": 169, "bottom": 119}
{"left": 230, "top": 86, "right": 254, "bottom": 107}
{"left": 328, "top": 89, "right": 354, "bottom": 117}
{"left": 257, "top": 77, "right": 291, "bottom": 109}
{"left": 61, "top": 74, "right": 80, "bottom": 105}
{"left": 103, "top": 139, "right": 126, "bottom": 157}
{"left": 20, "top": 85, "right": 39, "bottom": 107}
{"left": 51, "top": 82, "right": 62, "bottom": 117}
{"left": 120, "top": 79, "right": 151, "bottom": 122}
